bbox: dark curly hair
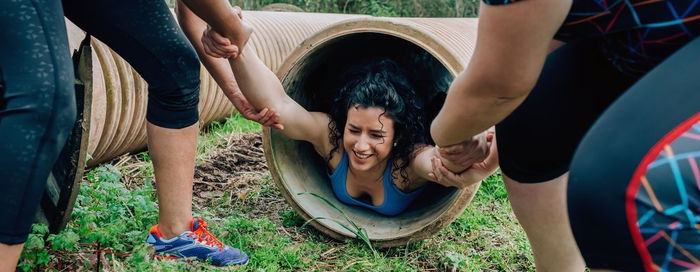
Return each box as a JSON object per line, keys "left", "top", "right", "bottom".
{"left": 326, "top": 58, "right": 431, "bottom": 182}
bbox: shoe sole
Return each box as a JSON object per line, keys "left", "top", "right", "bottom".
{"left": 154, "top": 254, "right": 248, "bottom": 268}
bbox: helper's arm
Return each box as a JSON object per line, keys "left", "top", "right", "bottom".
{"left": 175, "top": 1, "right": 281, "bottom": 128}
{"left": 430, "top": 0, "right": 571, "bottom": 147}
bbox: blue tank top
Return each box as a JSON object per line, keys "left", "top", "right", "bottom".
{"left": 328, "top": 151, "right": 425, "bottom": 216}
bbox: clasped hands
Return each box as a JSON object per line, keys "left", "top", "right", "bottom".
{"left": 428, "top": 129, "right": 498, "bottom": 189}
{"left": 201, "top": 6, "right": 244, "bottom": 59}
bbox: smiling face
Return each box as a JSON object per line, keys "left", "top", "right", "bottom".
{"left": 343, "top": 106, "right": 395, "bottom": 173}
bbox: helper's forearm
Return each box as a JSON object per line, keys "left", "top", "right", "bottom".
{"left": 176, "top": 1, "right": 240, "bottom": 100}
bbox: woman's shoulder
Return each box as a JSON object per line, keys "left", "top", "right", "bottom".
{"left": 321, "top": 147, "right": 345, "bottom": 172}
{"left": 389, "top": 147, "right": 430, "bottom": 193}
{"left": 322, "top": 136, "right": 345, "bottom": 173}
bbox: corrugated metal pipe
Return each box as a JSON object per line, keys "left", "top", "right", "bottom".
{"left": 265, "top": 16, "right": 480, "bottom": 247}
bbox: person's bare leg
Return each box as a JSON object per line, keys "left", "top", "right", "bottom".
{"left": 147, "top": 121, "right": 199, "bottom": 239}
{"left": 0, "top": 243, "right": 23, "bottom": 272}
{"left": 504, "top": 172, "right": 585, "bottom": 272}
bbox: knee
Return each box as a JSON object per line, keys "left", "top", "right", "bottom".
{"left": 146, "top": 46, "right": 200, "bottom": 129}
{"left": 174, "top": 45, "right": 201, "bottom": 92}
{"left": 148, "top": 41, "right": 201, "bottom": 92}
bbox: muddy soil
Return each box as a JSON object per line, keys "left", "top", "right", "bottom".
{"left": 192, "top": 133, "right": 316, "bottom": 242}
{"left": 193, "top": 132, "right": 267, "bottom": 203}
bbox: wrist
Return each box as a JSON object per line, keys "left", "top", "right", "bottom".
{"left": 440, "top": 156, "right": 469, "bottom": 174}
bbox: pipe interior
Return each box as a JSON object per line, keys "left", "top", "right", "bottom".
{"left": 272, "top": 33, "right": 461, "bottom": 240}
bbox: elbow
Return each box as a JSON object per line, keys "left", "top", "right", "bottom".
{"left": 492, "top": 90, "right": 530, "bottom": 106}
{"left": 468, "top": 62, "right": 538, "bottom": 104}
{"left": 480, "top": 74, "right": 535, "bottom": 106}
{"left": 430, "top": 117, "right": 460, "bottom": 147}
{"left": 430, "top": 121, "right": 445, "bottom": 146}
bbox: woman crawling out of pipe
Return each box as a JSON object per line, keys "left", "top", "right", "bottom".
{"left": 192, "top": 9, "right": 499, "bottom": 216}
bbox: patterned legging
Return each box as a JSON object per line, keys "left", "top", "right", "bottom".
{"left": 568, "top": 36, "right": 700, "bottom": 272}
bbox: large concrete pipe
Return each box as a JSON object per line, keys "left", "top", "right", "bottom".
{"left": 264, "top": 17, "right": 479, "bottom": 247}
{"left": 63, "top": 11, "right": 367, "bottom": 166}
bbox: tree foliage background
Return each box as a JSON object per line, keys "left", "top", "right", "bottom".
{"left": 172, "top": 0, "right": 480, "bottom": 17}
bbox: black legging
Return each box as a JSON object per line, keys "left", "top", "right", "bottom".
{"left": 569, "top": 36, "right": 700, "bottom": 271}
{"left": 62, "top": 0, "right": 201, "bottom": 129}
{"left": 0, "top": 0, "right": 77, "bottom": 245}
{"left": 495, "top": 39, "right": 637, "bottom": 183}
{"left": 0, "top": 0, "right": 200, "bottom": 244}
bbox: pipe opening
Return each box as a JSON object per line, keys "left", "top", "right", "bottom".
{"left": 270, "top": 32, "right": 463, "bottom": 243}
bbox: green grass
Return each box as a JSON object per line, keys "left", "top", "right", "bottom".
{"left": 19, "top": 113, "right": 534, "bottom": 271}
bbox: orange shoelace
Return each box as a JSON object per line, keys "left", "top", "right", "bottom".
{"left": 186, "top": 219, "right": 225, "bottom": 251}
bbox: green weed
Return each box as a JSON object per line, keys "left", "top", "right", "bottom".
{"left": 297, "top": 192, "right": 377, "bottom": 256}
{"left": 279, "top": 209, "right": 305, "bottom": 228}
{"left": 19, "top": 164, "right": 162, "bottom": 271}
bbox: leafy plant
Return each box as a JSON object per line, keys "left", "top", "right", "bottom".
{"left": 17, "top": 224, "right": 52, "bottom": 272}
{"left": 279, "top": 209, "right": 305, "bottom": 227}
{"left": 297, "top": 192, "right": 377, "bottom": 256}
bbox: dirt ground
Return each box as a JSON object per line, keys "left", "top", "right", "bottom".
{"left": 193, "top": 132, "right": 268, "bottom": 205}
{"left": 192, "top": 132, "right": 311, "bottom": 242}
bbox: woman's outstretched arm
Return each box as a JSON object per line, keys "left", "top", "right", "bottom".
{"left": 202, "top": 25, "right": 333, "bottom": 153}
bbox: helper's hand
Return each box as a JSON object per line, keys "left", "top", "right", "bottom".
{"left": 201, "top": 6, "right": 247, "bottom": 59}
{"left": 429, "top": 136, "right": 498, "bottom": 189}
{"left": 230, "top": 90, "right": 283, "bottom": 130}
{"left": 438, "top": 129, "right": 494, "bottom": 173}
{"left": 202, "top": 24, "right": 238, "bottom": 58}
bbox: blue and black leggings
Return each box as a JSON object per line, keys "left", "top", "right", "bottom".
{"left": 0, "top": 0, "right": 200, "bottom": 244}
{"left": 568, "top": 36, "right": 700, "bottom": 271}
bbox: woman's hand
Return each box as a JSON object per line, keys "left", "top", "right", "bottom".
{"left": 230, "top": 90, "right": 284, "bottom": 130}
{"left": 438, "top": 128, "right": 494, "bottom": 173}
{"left": 429, "top": 136, "right": 499, "bottom": 189}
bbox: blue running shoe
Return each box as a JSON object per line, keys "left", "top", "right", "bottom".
{"left": 146, "top": 218, "right": 248, "bottom": 266}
